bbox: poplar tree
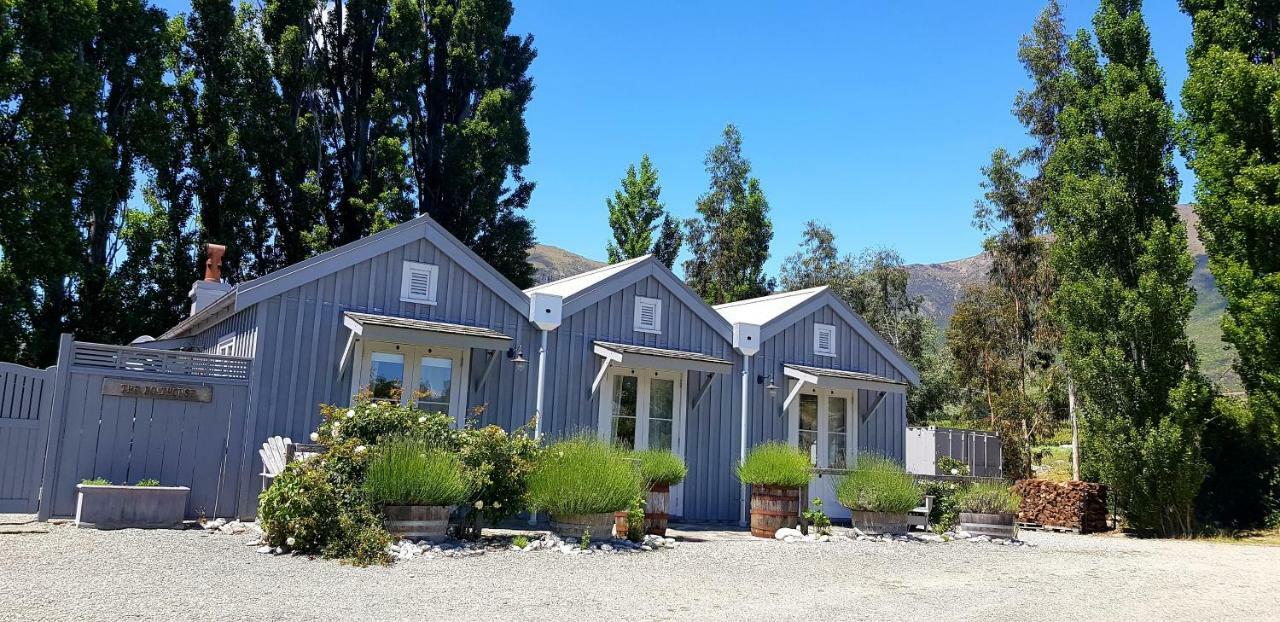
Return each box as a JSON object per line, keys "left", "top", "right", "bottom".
{"left": 684, "top": 124, "right": 773, "bottom": 304}
{"left": 1045, "top": 0, "right": 1210, "bottom": 535}
{"left": 605, "top": 155, "right": 682, "bottom": 268}
{"left": 1180, "top": 0, "right": 1280, "bottom": 526}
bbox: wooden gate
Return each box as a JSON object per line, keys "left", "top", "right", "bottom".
{"left": 0, "top": 362, "right": 55, "bottom": 512}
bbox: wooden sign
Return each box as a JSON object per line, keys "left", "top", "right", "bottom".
{"left": 102, "top": 378, "right": 212, "bottom": 403}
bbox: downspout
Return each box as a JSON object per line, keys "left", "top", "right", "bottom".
{"left": 739, "top": 352, "right": 750, "bottom": 526}
{"left": 527, "top": 292, "right": 563, "bottom": 526}
{"left": 534, "top": 329, "right": 548, "bottom": 440}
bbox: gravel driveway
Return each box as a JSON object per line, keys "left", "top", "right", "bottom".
{"left": 2, "top": 522, "right": 1278, "bottom": 621}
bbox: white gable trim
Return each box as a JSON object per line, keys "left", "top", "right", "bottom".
{"left": 559, "top": 257, "right": 733, "bottom": 343}
{"left": 233, "top": 215, "right": 530, "bottom": 314}
{"left": 761, "top": 289, "right": 921, "bottom": 385}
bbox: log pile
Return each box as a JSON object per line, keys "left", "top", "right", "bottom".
{"left": 1014, "top": 479, "right": 1109, "bottom": 534}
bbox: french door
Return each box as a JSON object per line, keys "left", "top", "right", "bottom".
{"left": 354, "top": 341, "right": 469, "bottom": 425}
{"left": 787, "top": 384, "right": 857, "bottom": 520}
{"left": 599, "top": 368, "right": 686, "bottom": 516}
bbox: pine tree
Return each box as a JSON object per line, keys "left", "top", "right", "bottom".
{"left": 684, "top": 124, "right": 773, "bottom": 304}
{"left": 605, "top": 155, "right": 682, "bottom": 268}
{"left": 1045, "top": 0, "right": 1210, "bottom": 535}
{"left": 1180, "top": 0, "right": 1280, "bottom": 527}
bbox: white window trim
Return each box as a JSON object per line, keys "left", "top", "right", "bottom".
{"left": 633, "top": 296, "right": 662, "bottom": 334}
{"left": 814, "top": 323, "right": 837, "bottom": 357}
{"left": 786, "top": 382, "right": 858, "bottom": 470}
{"left": 215, "top": 335, "right": 235, "bottom": 357}
{"left": 400, "top": 261, "right": 440, "bottom": 306}
{"left": 350, "top": 340, "right": 470, "bottom": 426}
{"left": 598, "top": 367, "right": 686, "bottom": 516}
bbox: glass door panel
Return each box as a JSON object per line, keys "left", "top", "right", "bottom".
{"left": 369, "top": 352, "right": 405, "bottom": 401}
{"left": 416, "top": 356, "right": 454, "bottom": 416}
{"left": 648, "top": 377, "right": 675, "bottom": 451}
{"left": 827, "top": 396, "right": 849, "bottom": 469}
{"left": 610, "top": 375, "right": 639, "bottom": 449}
{"left": 798, "top": 393, "right": 819, "bottom": 465}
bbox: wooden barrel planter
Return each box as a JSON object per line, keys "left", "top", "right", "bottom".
{"left": 850, "top": 511, "right": 908, "bottom": 535}
{"left": 958, "top": 512, "right": 1017, "bottom": 538}
{"left": 550, "top": 513, "right": 616, "bottom": 540}
{"left": 645, "top": 483, "right": 671, "bottom": 536}
{"left": 383, "top": 505, "right": 451, "bottom": 541}
{"left": 749, "top": 485, "right": 800, "bottom": 538}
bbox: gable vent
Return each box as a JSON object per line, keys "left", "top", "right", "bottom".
{"left": 634, "top": 297, "right": 662, "bottom": 334}
{"left": 814, "top": 323, "right": 836, "bottom": 357}
{"left": 400, "top": 261, "right": 439, "bottom": 305}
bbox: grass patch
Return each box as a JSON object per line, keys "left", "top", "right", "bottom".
{"left": 1197, "top": 528, "right": 1280, "bottom": 547}
{"left": 1035, "top": 445, "right": 1074, "bottom": 483}
{"left": 364, "top": 438, "right": 470, "bottom": 506}
{"left": 736, "top": 442, "right": 811, "bottom": 488}
{"left": 529, "top": 436, "right": 641, "bottom": 515}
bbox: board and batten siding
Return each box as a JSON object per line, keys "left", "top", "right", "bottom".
{"left": 236, "top": 237, "right": 536, "bottom": 514}
{"left": 189, "top": 307, "right": 258, "bottom": 357}
{"left": 540, "top": 275, "right": 741, "bottom": 522}
{"left": 747, "top": 303, "right": 908, "bottom": 461}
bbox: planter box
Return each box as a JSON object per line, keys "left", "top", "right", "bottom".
{"left": 75, "top": 485, "right": 189, "bottom": 529}
{"left": 549, "top": 512, "right": 615, "bottom": 540}
{"left": 749, "top": 485, "right": 800, "bottom": 538}
{"left": 645, "top": 483, "right": 671, "bottom": 536}
{"left": 849, "top": 510, "right": 908, "bottom": 535}
{"left": 959, "top": 512, "right": 1017, "bottom": 538}
{"left": 383, "top": 505, "right": 452, "bottom": 541}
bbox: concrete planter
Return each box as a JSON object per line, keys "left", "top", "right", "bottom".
{"left": 383, "top": 505, "right": 452, "bottom": 541}
{"left": 549, "top": 512, "right": 616, "bottom": 540}
{"left": 75, "top": 484, "right": 189, "bottom": 529}
{"left": 849, "top": 510, "right": 908, "bottom": 535}
{"left": 959, "top": 512, "right": 1017, "bottom": 538}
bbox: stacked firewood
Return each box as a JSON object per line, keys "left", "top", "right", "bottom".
{"left": 1014, "top": 479, "right": 1109, "bottom": 534}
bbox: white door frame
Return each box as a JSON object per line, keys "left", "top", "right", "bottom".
{"left": 598, "top": 366, "right": 687, "bottom": 516}
{"left": 785, "top": 380, "right": 859, "bottom": 469}
{"left": 351, "top": 340, "right": 471, "bottom": 426}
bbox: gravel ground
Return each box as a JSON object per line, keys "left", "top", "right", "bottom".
{"left": 2, "top": 522, "right": 1278, "bottom": 621}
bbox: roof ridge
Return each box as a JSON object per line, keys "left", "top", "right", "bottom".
{"left": 525, "top": 254, "right": 651, "bottom": 294}
{"left": 712, "top": 285, "right": 827, "bottom": 310}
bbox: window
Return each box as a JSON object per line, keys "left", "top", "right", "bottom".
{"left": 814, "top": 323, "right": 836, "bottom": 357}
{"left": 634, "top": 297, "right": 662, "bottom": 334}
{"left": 368, "top": 352, "right": 406, "bottom": 401}
{"left": 415, "top": 356, "right": 453, "bottom": 414}
{"left": 356, "top": 343, "right": 468, "bottom": 421}
{"left": 400, "top": 261, "right": 439, "bottom": 305}
{"left": 215, "top": 335, "right": 235, "bottom": 356}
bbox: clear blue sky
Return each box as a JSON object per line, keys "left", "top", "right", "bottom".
{"left": 155, "top": 0, "right": 1195, "bottom": 272}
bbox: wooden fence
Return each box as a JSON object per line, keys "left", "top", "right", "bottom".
{"left": 0, "top": 362, "right": 55, "bottom": 512}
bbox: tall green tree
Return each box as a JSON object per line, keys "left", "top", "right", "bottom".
{"left": 1045, "top": 0, "right": 1210, "bottom": 535}
{"left": 1180, "top": 0, "right": 1280, "bottom": 527}
{"left": 605, "top": 154, "right": 682, "bottom": 268}
{"left": 684, "top": 124, "right": 773, "bottom": 304}
{"left": 779, "top": 222, "right": 950, "bottom": 421}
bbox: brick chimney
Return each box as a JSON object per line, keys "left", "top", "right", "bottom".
{"left": 189, "top": 243, "right": 233, "bottom": 316}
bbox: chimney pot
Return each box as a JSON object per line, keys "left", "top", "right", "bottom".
{"left": 204, "top": 243, "right": 226, "bottom": 282}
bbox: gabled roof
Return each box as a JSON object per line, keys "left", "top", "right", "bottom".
{"left": 715, "top": 286, "right": 921, "bottom": 385}
{"left": 713, "top": 286, "right": 825, "bottom": 325}
{"left": 161, "top": 214, "right": 530, "bottom": 339}
{"left": 530, "top": 255, "right": 733, "bottom": 343}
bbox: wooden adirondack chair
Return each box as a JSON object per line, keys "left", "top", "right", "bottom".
{"left": 258, "top": 436, "right": 292, "bottom": 491}
{"left": 907, "top": 495, "right": 934, "bottom": 531}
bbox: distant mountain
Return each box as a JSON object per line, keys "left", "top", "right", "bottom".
{"left": 527, "top": 205, "right": 1236, "bottom": 388}
{"left": 528, "top": 244, "right": 605, "bottom": 285}
{"left": 904, "top": 204, "right": 1236, "bottom": 388}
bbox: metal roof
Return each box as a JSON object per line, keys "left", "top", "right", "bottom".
{"left": 344, "top": 312, "right": 513, "bottom": 342}
{"left": 524, "top": 255, "right": 649, "bottom": 299}
{"left": 784, "top": 363, "right": 907, "bottom": 387}
{"left": 713, "top": 286, "right": 826, "bottom": 325}
{"left": 594, "top": 340, "right": 733, "bottom": 374}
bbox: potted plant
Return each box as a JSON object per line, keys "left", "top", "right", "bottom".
{"left": 836, "top": 454, "right": 920, "bottom": 534}
{"left": 632, "top": 449, "right": 687, "bottom": 536}
{"left": 75, "top": 477, "right": 190, "bottom": 529}
{"left": 736, "top": 442, "right": 811, "bottom": 538}
{"left": 955, "top": 482, "right": 1020, "bottom": 538}
{"left": 364, "top": 437, "right": 470, "bottom": 541}
{"left": 528, "top": 436, "right": 641, "bottom": 540}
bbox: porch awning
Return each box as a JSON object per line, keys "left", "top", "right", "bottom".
{"left": 342, "top": 312, "right": 513, "bottom": 351}
{"left": 594, "top": 341, "right": 733, "bottom": 374}
{"left": 783, "top": 363, "right": 908, "bottom": 394}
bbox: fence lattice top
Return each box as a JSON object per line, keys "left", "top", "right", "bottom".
{"left": 71, "top": 342, "right": 250, "bottom": 380}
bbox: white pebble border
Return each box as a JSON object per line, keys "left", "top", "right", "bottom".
{"left": 770, "top": 526, "right": 1032, "bottom": 547}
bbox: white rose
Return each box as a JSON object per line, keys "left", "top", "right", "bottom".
{"left": 474, "top": 500, "right": 484, "bottom": 510}
{"left": 418, "top": 416, "right": 427, "bottom": 423}
{"left": 309, "top": 432, "right": 319, "bottom": 442}
{"left": 354, "top": 445, "right": 367, "bottom": 454}
{"left": 286, "top": 537, "right": 296, "bottom": 546}
{"left": 346, "top": 409, "right": 355, "bottom": 419}
{"left": 950, "top": 468, "right": 959, "bottom": 475}
{"left": 493, "top": 501, "right": 501, "bottom": 509}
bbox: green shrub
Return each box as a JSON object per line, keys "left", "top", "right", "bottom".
{"left": 258, "top": 460, "right": 343, "bottom": 553}
{"left": 936, "top": 456, "right": 970, "bottom": 476}
{"left": 626, "top": 495, "right": 646, "bottom": 542}
{"left": 921, "top": 480, "right": 968, "bottom": 532}
{"left": 363, "top": 438, "right": 470, "bottom": 507}
{"left": 80, "top": 478, "right": 111, "bottom": 486}
{"left": 459, "top": 424, "right": 541, "bottom": 534}
{"left": 316, "top": 398, "right": 458, "bottom": 449}
{"left": 954, "top": 482, "right": 1020, "bottom": 514}
{"left": 135, "top": 478, "right": 160, "bottom": 487}
{"left": 736, "top": 442, "right": 811, "bottom": 488}
{"left": 513, "top": 534, "right": 529, "bottom": 549}
{"left": 528, "top": 436, "right": 641, "bottom": 515}
{"left": 633, "top": 449, "right": 687, "bottom": 486}
{"left": 803, "top": 497, "right": 832, "bottom": 536}
{"left": 321, "top": 502, "right": 392, "bottom": 567}
{"left": 836, "top": 454, "right": 920, "bottom": 514}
